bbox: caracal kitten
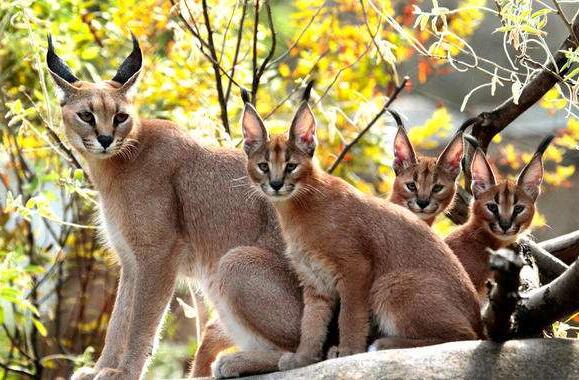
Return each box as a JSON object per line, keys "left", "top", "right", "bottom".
{"left": 390, "top": 112, "right": 476, "bottom": 225}
{"left": 445, "top": 136, "right": 553, "bottom": 300}
{"left": 47, "top": 34, "right": 309, "bottom": 380}
{"left": 241, "top": 86, "right": 483, "bottom": 371}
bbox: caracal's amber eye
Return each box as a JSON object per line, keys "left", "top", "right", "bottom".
{"left": 406, "top": 182, "right": 417, "bottom": 192}
{"left": 513, "top": 204, "right": 525, "bottom": 215}
{"left": 258, "top": 162, "right": 269, "bottom": 173}
{"left": 114, "top": 113, "right": 129, "bottom": 124}
{"left": 286, "top": 163, "right": 298, "bottom": 173}
{"left": 432, "top": 184, "right": 444, "bottom": 193}
{"left": 486, "top": 203, "right": 499, "bottom": 214}
{"left": 77, "top": 111, "right": 95, "bottom": 125}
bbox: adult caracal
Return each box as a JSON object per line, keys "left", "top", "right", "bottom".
{"left": 445, "top": 136, "right": 553, "bottom": 300}
{"left": 48, "top": 34, "right": 310, "bottom": 380}
{"left": 389, "top": 111, "right": 476, "bottom": 225}
{"left": 241, "top": 84, "right": 483, "bottom": 371}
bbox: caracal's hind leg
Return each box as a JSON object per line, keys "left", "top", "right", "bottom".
{"left": 211, "top": 246, "right": 303, "bottom": 378}
{"left": 190, "top": 319, "right": 233, "bottom": 377}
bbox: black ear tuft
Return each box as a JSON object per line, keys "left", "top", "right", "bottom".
{"left": 302, "top": 80, "right": 315, "bottom": 102}
{"left": 535, "top": 134, "right": 554, "bottom": 156}
{"left": 111, "top": 33, "right": 142, "bottom": 85}
{"left": 241, "top": 88, "right": 250, "bottom": 104}
{"left": 386, "top": 109, "right": 403, "bottom": 129}
{"left": 46, "top": 34, "right": 79, "bottom": 83}
{"left": 458, "top": 117, "right": 479, "bottom": 133}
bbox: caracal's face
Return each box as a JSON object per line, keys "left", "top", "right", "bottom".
{"left": 471, "top": 180, "right": 535, "bottom": 242}
{"left": 247, "top": 134, "right": 314, "bottom": 201}
{"left": 60, "top": 81, "right": 136, "bottom": 159}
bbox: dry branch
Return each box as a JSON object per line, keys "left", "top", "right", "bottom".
{"left": 513, "top": 255, "right": 579, "bottom": 338}
{"left": 470, "top": 9, "right": 579, "bottom": 152}
{"left": 482, "top": 248, "right": 523, "bottom": 341}
{"left": 539, "top": 229, "right": 579, "bottom": 265}
{"left": 519, "top": 238, "right": 569, "bottom": 283}
{"left": 327, "top": 76, "right": 409, "bottom": 174}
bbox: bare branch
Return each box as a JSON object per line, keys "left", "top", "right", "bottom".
{"left": 327, "top": 76, "right": 409, "bottom": 174}
{"left": 225, "top": 0, "right": 249, "bottom": 103}
{"left": 513, "top": 255, "right": 579, "bottom": 338}
{"left": 267, "top": 1, "right": 326, "bottom": 68}
{"left": 251, "top": 0, "right": 276, "bottom": 104}
{"left": 471, "top": 9, "right": 579, "bottom": 151}
{"left": 551, "top": 0, "right": 577, "bottom": 43}
{"left": 539, "top": 229, "right": 579, "bottom": 265}
{"left": 201, "top": 0, "right": 231, "bottom": 135}
{"left": 518, "top": 239, "right": 569, "bottom": 283}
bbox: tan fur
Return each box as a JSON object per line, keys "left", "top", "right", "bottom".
{"left": 240, "top": 102, "right": 483, "bottom": 371}
{"left": 390, "top": 127, "right": 464, "bottom": 226}
{"left": 445, "top": 147, "right": 544, "bottom": 301}
{"left": 48, "top": 43, "right": 308, "bottom": 379}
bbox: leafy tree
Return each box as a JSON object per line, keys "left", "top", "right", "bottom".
{"left": 0, "top": 0, "right": 577, "bottom": 378}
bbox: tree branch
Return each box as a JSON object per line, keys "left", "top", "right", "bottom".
{"left": 251, "top": 0, "right": 276, "bottom": 104}
{"left": 201, "top": 0, "right": 231, "bottom": 135}
{"left": 513, "top": 255, "right": 579, "bottom": 338}
{"left": 482, "top": 248, "right": 523, "bottom": 341}
{"left": 327, "top": 76, "right": 409, "bottom": 174}
{"left": 518, "top": 238, "right": 569, "bottom": 283}
{"left": 471, "top": 9, "right": 579, "bottom": 152}
{"left": 539, "top": 229, "right": 579, "bottom": 265}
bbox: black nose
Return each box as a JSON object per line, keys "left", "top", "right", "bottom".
{"left": 97, "top": 135, "right": 113, "bottom": 149}
{"left": 416, "top": 199, "right": 430, "bottom": 209}
{"left": 499, "top": 220, "right": 511, "bottom": 232}
{"left": 270, "top": 180, "right": 284, "bottom": 191}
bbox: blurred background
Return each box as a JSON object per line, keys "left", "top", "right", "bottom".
{"left": 0, "top": 0, "right": 577, "bottom": 378}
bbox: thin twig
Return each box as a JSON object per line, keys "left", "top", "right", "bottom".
{"left": 267, "top": 1, "right": 327, "bottom": 68}
{"left": 201, "top": 0, "right": 231, "bottom": 134}
{"left": 327, "top": 76, "right": 409, "bottom": 174}
{"left": 225, "top": 0, "right": 249, "bottom": 103}
{"left": 252, "top": 0, "right": 276, "bottom": 103}
{"left": 551, "top": 0, "right": 577, "bottom": 43}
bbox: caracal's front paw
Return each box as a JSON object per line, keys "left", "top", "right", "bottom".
{"left": 71, "top": 367, "right": 97, "bottom": 380}
{"left": 278, "top": 352, "right": 318, "bottom": 371}
{"left": 93, "top": 367, "right": 131, "bottom": 380}
{"left": 327, "top": 345, "right": 365, "bottom": 359}
{"left": 211, "top": 354, "right": 244, "bottom": 379}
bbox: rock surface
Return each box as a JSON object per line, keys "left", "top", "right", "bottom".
{"left": 202, "top": 339, "right": 579, "bottom": 380}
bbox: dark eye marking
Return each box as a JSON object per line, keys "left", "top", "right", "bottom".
{"left": 77, "top": 111, "right": 95, "bottom": 125}
{"left": 258, "top": 162, "right": 269, "bottom": 173}
{"left": 487, "top": 203, "right": 499, "bottom": 214}
{"left": 406, "top": 182, "right": 417, "bottom": 192}
{"left": 513, "top": 205, "right": 525, "bottom": 215}
{"left": 114, "top": 113, "right": 129, "bottom": 125}
{"left": 286, "top": 163, "right": 297, "bottom": 173}
{"left": 432, "top": 184, "right": 444, "bottom": 193}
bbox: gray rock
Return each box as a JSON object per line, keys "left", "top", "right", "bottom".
{"left": 239, "top": 339, "right": 579, "bottom": 380}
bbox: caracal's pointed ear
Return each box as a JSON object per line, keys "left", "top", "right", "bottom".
{"left": 113, "top": 33, "right": 142, "bottom": 98}
{"left": 289, "top": 101, "right": 317, "bottom": 157}
{"left": 470, "top": 148, "right": 496, "bottom": 198}
{"left": 516, "top": 135, "right": 553, "bottom": 200}
{"left": 46, "top": 34, "right": 80, "bottom": 103}
{"left": 436, "top": 130, "right": 464, "bottom": 179}
{"left": 241, "top": 90, "right": 268, "bottom": 155}
{"left": 392, "top": 124, "right": 416, "bottom": 175}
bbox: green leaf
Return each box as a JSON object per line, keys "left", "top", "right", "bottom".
{"left": 32, "top": 318, "right": 48, "bottom": 337}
